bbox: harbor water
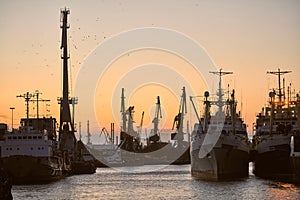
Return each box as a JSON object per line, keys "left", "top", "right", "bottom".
{"left": 12, "top": 163, "right": 300, "bottom": 200}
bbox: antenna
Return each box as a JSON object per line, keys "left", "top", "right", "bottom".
{"left": 30, "top": 90, "right": 50, "bottom": 119}
{"left": 209, "top": 69, "right": 233, "bottom": 112}
{"left": 267, "top": 68, "right": 291, "bottom": 103}
{"left": 17, "top": 92, "right": 33, "bottom": 132}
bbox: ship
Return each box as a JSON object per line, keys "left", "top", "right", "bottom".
{"left": 0, "top": 92, "right": 70, "bottom": 184}
{"left": 190, "top": 69, "right": 250, "bottom": 181}
{"left": 57, "top": 8, "right": 96, "bottom": 175}
{"left": 118, "top": 87, "right": 190, "bottom": 165}
{"left": 252, "top": 68, "right": 300, "bottom": 183}
{"left": 85, "top": 121, "right": 124, "bottom": 167}
{"left": 0, "top": 8, "right": 96, "bottom": 183}
{"left": 290, "top": 134, "right": 300, "bottom": 181}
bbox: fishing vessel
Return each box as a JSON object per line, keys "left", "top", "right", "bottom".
{"left": 291, "top": 134, "right": 300, "bottom": 181}
{"left": 253, "top": 68, "right": 300, "bottom": 182}
{"left": 190, "top": 69, "right": 250, "bottom": 180}
{"left": 0, "top": 92, "right": 70, "bottom": 184}
{"left": 118, "top": 87, "right": 190, "bottom": 165}
{"left": 0, "top": 8, "right": 97, "bottom": 183}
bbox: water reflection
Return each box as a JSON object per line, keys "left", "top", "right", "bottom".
{"left": 12, "top": 165, "right": 300, "bottom": 200}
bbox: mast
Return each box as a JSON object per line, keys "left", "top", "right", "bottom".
{"left": 179, "top": 87, "right": 187, "bottom": 135}
{"left": 16, "top": 92, "right": 32, "bottom": 132}
{"left": 203, "top": 91, "right": 210, "bottom": 133}
{"left": 209, "top": 69, "right": 233, "bottom": 114}
{"left": 152, "top": 96, "right": 162, "bottom": 136}
{"left": 87, "top": 120, "right": 91, "bottom": 145}
{"left": 121, "top": 88, "right": 127, "bottom": 132}
{"left": 58, "top": 8, "right": 74, "bottom": 132}
{"left": 267, "top": 68, "right": 291, "bottom": 104}
{"left": 30, "top": 90, "right": 50, "bottom": 119}
{"left": 269, "top": 90, "right": 276, "bottom": 135}
{"left": 231, "top": 89, "right": 236, "bottom": 134}
{"left": 267, "top": 68, "right": 292, "bottom": 134}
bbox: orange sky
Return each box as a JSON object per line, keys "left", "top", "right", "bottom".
{"left": 1, "top": 1, "right": 299, "bottom": 139}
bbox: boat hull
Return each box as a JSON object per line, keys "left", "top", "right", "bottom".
{"left": 141, "top": 141, "right": 190, "bottom": 165}
{"left": 191, "top": 147, "right": 249, "bottom": 181}
{"left": 70, "top": 161, "right": 96, "bottom": 175}
{"left": 119, "top": 140, "right": 190, "bottom": 166}
{"left": 291, "top": 156, "right": 300, "bottom": 182}
{"left": 2, "top": 155, "right": 64, "bottom": 184}
{"left": 254, "top": 144, "right": 300, "bottom": 183}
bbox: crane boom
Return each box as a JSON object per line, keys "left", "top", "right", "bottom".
{"left": 139, "top": 111, "right": 145, "bottom": 134}
{"left": 190, "top": 96, "right": 201, "bottom": 124}
{"left": 153, "top": 96, "right": 162, "bottom": 136}
{"left": 171, "top": 87, "right": 186, "bottom": 141}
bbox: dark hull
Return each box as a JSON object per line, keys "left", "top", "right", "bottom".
{"left": 70, "top": 161, "right": 96, "bottom": 175}
{"left": 136, "top": 142, "right": 171, "bottom": 165}
{"left": 120, "top": 141, "right": 190, "bottom": 166}
{"left": 142, "top": 141, "right": 190, "bottom": 165}
{"left": 76, "top": 140, "right": 102, "bottom": 170}
{"left": 254, "top": 145, "right": 300, "bottom": 183}
{"left": 170, "top": 146, "right": 190, "bottom": 165}
{"left": 84, "top": 147, "right": 117, "bottom": 168}
{"left": 2, "top": 155, "right": 64, "bottom": 184}
{"left": 191, "top": 147, "right": 249, "bottom": 181}
{"left": 291, "top": 156, "right": 300, "bottom": 182}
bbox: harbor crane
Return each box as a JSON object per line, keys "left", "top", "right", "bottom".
{"left": 172, "top": 87, "right": 187, "bottom": 141}
{"left": 150, "top": 96, "right": 162, "bottom": 143}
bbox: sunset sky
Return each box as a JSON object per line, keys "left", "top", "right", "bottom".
{"left": 1, "top": 0, "right": 299, "bottom": 139}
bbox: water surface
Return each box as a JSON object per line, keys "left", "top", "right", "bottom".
{"left": 12, "top": 164, "right": 300, "bottom": 199}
